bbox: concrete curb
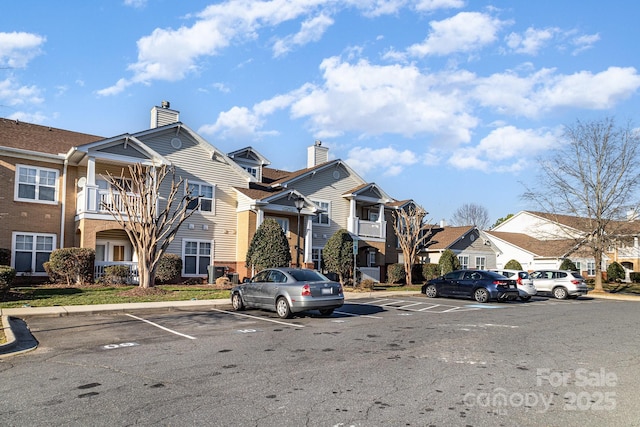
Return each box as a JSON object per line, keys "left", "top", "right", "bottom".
{"left": 0, "top": 314, "right": 17, "bottom": 352}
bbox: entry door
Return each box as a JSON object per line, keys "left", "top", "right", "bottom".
{"left": 96, "top": 240, "right": 132, "bottom": 262}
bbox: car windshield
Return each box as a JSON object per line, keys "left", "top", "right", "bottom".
{"left": 289, "top": 269, "right": 329, "bottom": 282}
{"left": 570, "top": 272, "right": 584, "bottom": 279}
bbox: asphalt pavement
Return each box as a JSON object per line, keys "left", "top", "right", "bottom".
{"left": 1, "top": 290, "right": 638, "bottom": 358}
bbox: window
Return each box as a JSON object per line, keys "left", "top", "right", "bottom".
{"left": 12, "top": 233, "right": 55, "bottom": 274}
{"left": 187, "top": 182, "right": 214, "bottom": 212}
{"left": 458, "top": 255, "right": 469, "bottom": 269}
{"left": 183, "top": 240, "right": 211, "bottom": 275}
{"left": 574, "top": 262, "right": 582, "bottom": 273}
{"left": 312, "top": 248, "right": 323, "bottom": 270}
{"left": 243, "top": 166, "right": 258, "bottom": 178}
{"left": 475, "top": 256, "right": 486, "bottom": 270}
{"left": 587, "top": 261, "right": 596, "bottom": 276}
{"left": 267, "top": 217, "right": 289, "bottom": 236}
{"left": 312, "top": 200, "right": 330, "bottom": 225}
{"left": 15, "top": 165, "right": 58, "bottom": 203}
{"left": 368, "top": 251, "right": 376, "bottom": 267}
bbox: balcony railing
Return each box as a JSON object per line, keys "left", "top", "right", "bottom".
{"left": 356, "top": 219, "right": 386, "bottom": 239}
{"left": 94, "top": 261, "right": 139, "bottom": 284}
{"left": 77, "top": 187, "right": 140, "bottom": 215}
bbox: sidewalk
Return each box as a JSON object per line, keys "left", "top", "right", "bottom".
{"left": 1, "top": 290, "right": 637, "bottom": 358}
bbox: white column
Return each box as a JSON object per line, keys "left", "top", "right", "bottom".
{"left": 256, "top": 208, "right": 264, "bottom": 227}
{"left": 304, "top": 216, "right": 312, "bottom": 263}
{"left": 347, "top": 198, "right": 357, "bottom": 233}
{"left": 85, "top": 156, "right": 98, "bottom": 212}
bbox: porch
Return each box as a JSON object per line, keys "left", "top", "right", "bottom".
{"left": 94, "top": 261, "right": 139, "bottom": 284}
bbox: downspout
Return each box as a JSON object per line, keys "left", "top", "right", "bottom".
{"left": 59, "top": 158, "right": 68, "bottom": 248}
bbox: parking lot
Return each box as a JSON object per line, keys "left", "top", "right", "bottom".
{"left": 1, "top": 294, "right": 638, "bottom": 426}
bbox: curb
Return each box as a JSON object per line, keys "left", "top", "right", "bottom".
{"left": 0, "top": 314, "right": 17, "bottom": 352}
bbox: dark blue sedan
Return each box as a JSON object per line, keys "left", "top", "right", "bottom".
{"left": 421, "top": 270, "right": 519, "bottom": 303}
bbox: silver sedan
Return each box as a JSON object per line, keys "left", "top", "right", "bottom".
{"left": 231, "top": 268, "right": 344, "bottom": 318}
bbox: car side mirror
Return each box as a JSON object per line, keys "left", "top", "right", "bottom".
{"left": 243, "top": 277, "right": 251, "bottom": 283}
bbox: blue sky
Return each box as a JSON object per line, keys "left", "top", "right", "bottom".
{"left": 2, "top": 0, "right": 639, "bottom": 225}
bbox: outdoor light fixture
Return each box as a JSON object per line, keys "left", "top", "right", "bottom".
{"left": 295, "top": 196, "right": 305, "bottom": 268}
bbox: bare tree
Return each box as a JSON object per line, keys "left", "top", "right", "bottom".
{"left": 392, "top": 205, "right": 435, "bottom": 285}
{"left": 101, "top": 163, "right": 196, "bottom": 289}
{"left": 450, "top": 203, "right": 490, "bottom": 230}
{"left": 523, "top": 117, "right": 640, "bottom": 292}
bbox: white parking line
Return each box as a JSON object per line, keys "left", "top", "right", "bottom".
{"left": 210, "top": 308, "right": 304, "bottom": 327}
{"left": 125, "top": 313, "right": 196, "bottom": 340}
{"left": 418, "top": 304, "right": 441, "bottom": 311}
{"left": 398, "top": 302, "right": 423, "bottom": 309}
{"left": 334, "top": 310, "right": 384, "bottom": 319}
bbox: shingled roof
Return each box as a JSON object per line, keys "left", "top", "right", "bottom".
{"left": 486, "top": 230, "right": 580, "bottom": 258}
{"left": 0, "top": 118, "right": 103, "bottom": 155}
{"left": 428, "top": 226, "right": 475, "bottom": 250}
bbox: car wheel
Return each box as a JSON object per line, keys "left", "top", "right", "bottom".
{"left": 231, "top": 293, "right": 245, "bottom": 311}
{"left": 424, "top": 284, "right": 438, "bottom": 298}
{"left": 520, "top": 295, "right": 531, "bottom": 302}
{"left": 276, "top": 297, "right": 292, "bottom": 319}
{"left": 474, "top": 288, "right": 489, "bottom": 303}
{"left": 553, "top": 286, "right": 568, "bottom": 300}
{"left": 319, "top": 308, "right": 334, "bottom": 316}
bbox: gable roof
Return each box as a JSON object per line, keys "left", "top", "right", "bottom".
{"left": 0, "top": 118, "right": 103, "bottom": 156}
{"left": 485, "top": 230, "right": 580, "bottom": 258}
{"left": 227, "top": 146, "right": 271, "bottom": 166}
{"left": 428, "top": 226, "right": 476, "bottom": 250}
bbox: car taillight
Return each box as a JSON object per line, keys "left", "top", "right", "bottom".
{"left": 571, "top": 280, "right": 581, "bottom": 285}
{"left": 337, "top": 284, "right": 343, "bottom": 294}
{"left": 493, "top": 281, "right": 506, "bottom": 286}
{"left": 301, "top": 284, "right": 311, "bottom": 296}
{"left": 516, "top": 277, "right": 522, "bottom": 285}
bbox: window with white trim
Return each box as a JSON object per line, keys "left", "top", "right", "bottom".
{"left": 15, "top": 165, "right": 59, "bottom": 203}
{"left": 267, "top": 217, "right": 289, "bottom": 236}
{"left": 183, "top": 240, "right": 212, "bottom": 275}
{"left": 458, "top": 255, "right": 469, "bottom": 269}
{"left": 475, "top": 256, "right": 486, "bottom": 270}
{"left": 243, "top": 166, "right": 258, "bottom": 177}
{"left": 312, "top": 200, "right": 330, "bottom": 225}
{"left": 312, "top": 248, "right": 323, "bottom": 270}
{"left": 587, "top": 261, "right": 596, "bottom": 276}
{"left": 186, "top": 182, "right": 214, "bottom": 213}
{"left": 12, "top": 232, "right": 56, "bottom": 274}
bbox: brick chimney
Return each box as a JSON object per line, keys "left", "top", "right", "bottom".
{"left": 307, "top": 140, "right": 329, "bottom": 168}
{"left": 150, "top": 101, "right": 179, "bottom": 128}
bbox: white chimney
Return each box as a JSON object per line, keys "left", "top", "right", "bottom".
{"left": 307, "top": 140, "right": 329, "bottom": 168}
{"left": 150, "top": 101, "right": 179, "bottom": 128}
{"left": 440, "top": 219, "right": 446, "bottom": 227}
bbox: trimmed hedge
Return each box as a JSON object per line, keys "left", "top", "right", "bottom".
{"left": 422, "top": 263, "right": 440, "bottom": 281}
{"left": 104, "top": 265, "right": 131, "bottom": 284}
{"left": 0, "top": 248, "right": 10, "bottom": 266}
{"left": 47, "top": 248, "right": 96, "bottom": 285}
{"left": 156, "top": 253, "right": 182, "bottom": 284}
{"left": 387, "top": 263, "right": 405, "bottom": 284}
{"left": 0, "top": 265, "right": 16, "bottom": 294}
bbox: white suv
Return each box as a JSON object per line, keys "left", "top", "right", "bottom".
{"left": 490, "top": 269, "right": 537, "bottom": 301}
{"left": 530, "top": 270, "right": 589, "bottom": 299}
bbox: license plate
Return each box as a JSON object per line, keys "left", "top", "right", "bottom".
{"left": 321, "top": 288, "right": 332, "bottom": 295}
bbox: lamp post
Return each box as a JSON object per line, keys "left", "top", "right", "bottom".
{"left": 294, "top": 196, "right": 305, "bottom": 268}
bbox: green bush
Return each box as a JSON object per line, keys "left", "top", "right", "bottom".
{"left": 323, "top": 229, "right": 354, "bottom": 284}
{"left": 156, "top": 253, "right": 182, "bottom": 284}
{"left": 629, "top": 272, "right": 640, "bottom": 283}
{"left": 103, "top": 265, "right": 131, "bottom": 285}
{"left": 438, "top": 249, "right": 461, "bottom": 275}
{"left": 422, "top": 263, "right": 440, "bottom": 280}
{"left": 387, "top": 263, "right": 405, "bottom": 284}
{"left": 0, "top": 265, "right": 16, "bottom": 294}
{"left": 559, "top": 258, "right": 577, "bottom": 271}
{"left": 246, "top": 218, "right": 291, "bottom": 271}
{"left": 606, "top": 262, "right": 625, "bottom": 282}
{"left": 504, "top": 259, "right": 523, "bottom": 270}
{"left": 43, "top": 262, "right": 63, "bottom": 283}
{"left": 358, "top": 278, "right": 376, "bottom": 290}
{"left": 411, "top": 264, "right": 425, "bottom": 283}
{"left": 0, "top": 248, "right": 10, "bottom": 266}
{"left": 48, "top": 248, "right": 96, "bottom": 285}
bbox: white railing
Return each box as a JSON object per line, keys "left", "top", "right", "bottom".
{"left": 77, "top": 187, "right": 140, "bottom": 215}
{"left": 94, "top": 261, "right": 139, "bottom": 284}
{"left": 358, "top": 267, "right": 380, "bottom": 282}
{"left": 357, "top": 220, "right": 386, "bottom": 239}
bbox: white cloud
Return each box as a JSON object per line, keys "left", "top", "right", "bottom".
{"left": 415, "top": 0, "right": 465, "bottom": 12}
{"left": 273, "top": 13, "right": 334, "bottom": 57}
{"left": 448, "top": 125, "right": 559, "bottom": 172}
{"left": 0, "top": 31, "right": 46, "bottom": 68}
{"left": 407, "top": 12, "right": 509, "bottom": 57}
{"left": 345, "top": 146, "right": 419, "bottom": 176}
{"left": 505, "top": 27, "right": 558, "bottom": 55}
{"left": 571, "top": 33, "right": 600, "bottom": 55}
{"left": 123, "top": 0, "right": 147, "bottom": 8}
{"left": 198, "top": 106, "right": 278, "bottom": 140}
{"left": 0, "top": 78, "right": 44, "bottom": 106}
{"left": 472, "top": 66, "right": 640, "bottom": 117}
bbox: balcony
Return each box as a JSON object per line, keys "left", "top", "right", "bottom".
{"left": 77, "top": 187, "right": 140, "bottom": 216}
{"left": 350, "top": 218, "right": 386, "bottom": 239}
